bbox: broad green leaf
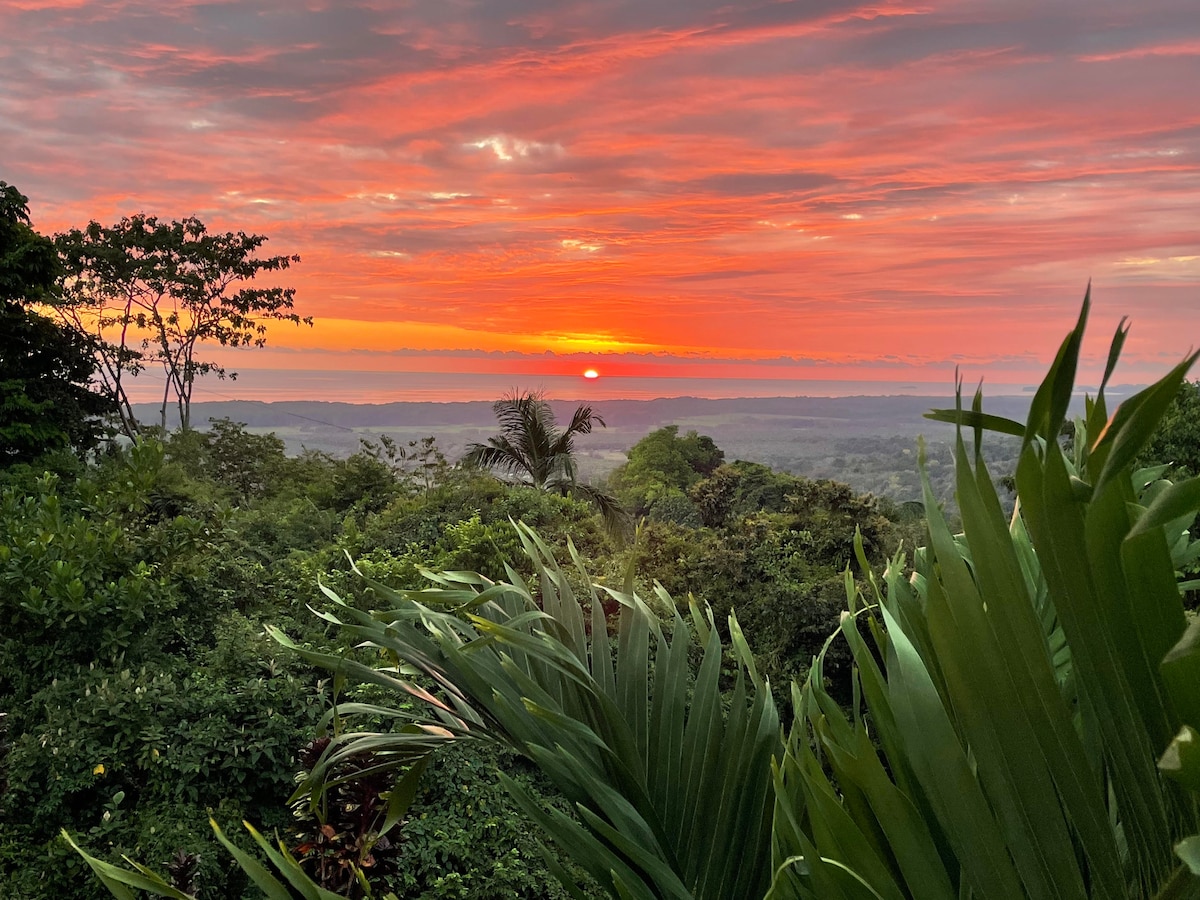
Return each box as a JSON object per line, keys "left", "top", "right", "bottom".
{"left": 1176, "top": 836, "right": 1200, "bottom": 876}
{"left": 1160, "top": 726, "right": 1200, "bottom": 794}
{"left": 1162, "top": 621, "right": 1200, "bottom": 731}
{"left": 61, "top": 830, "right": 193, "bottom": 900}
{"left": 380, "top": 756, "right": 430, "bottom": 837}
{"left": 1023, "top": 286, "right": 1089, "bottom": 449}
{"left": 923, "top": 407, "right": 1024, "bottom": 437}
{"left": 879, "top": 603, "right": 1025, "bottom": 900}
{"left": 210, "top": 820, "right": 298, "bottom": 900}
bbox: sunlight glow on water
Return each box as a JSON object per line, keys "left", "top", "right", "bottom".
{"left": 124, "top": 368, "right": 1042, "bottom": 404}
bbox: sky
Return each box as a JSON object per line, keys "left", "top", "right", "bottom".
{"left": 3, "top": 0, "right": 1200, "bottom": 401}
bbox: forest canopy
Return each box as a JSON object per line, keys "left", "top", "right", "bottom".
{"left": 4, "top": 196, "right": 1200, "bottom": 899}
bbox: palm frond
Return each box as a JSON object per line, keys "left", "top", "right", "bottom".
{"left": 550, "top": 478, "right": 633, "bottom": 542}
{"left": 64, "top": 820, "right": 351, "bottom": 900}
{"left": 462, "top": 438, "right": 534, "bottom": 482}
{"left": 466, "top": 390, "right": 609, "bottom": 492}
{"left": 774, "top": 291, "right": 1200, "bottom": 900}
{"left": 564, "top": 403, "right": 606, "bottom": 436}
{"left": 276, "top": 525, "right": 780, "bottom": 899}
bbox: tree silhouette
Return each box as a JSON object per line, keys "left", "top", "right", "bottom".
{"left": 0, "top": 181, "right": 113, "bottom": 463}
{"left": 55, "top": 215, "right": 310, "bottom": 434}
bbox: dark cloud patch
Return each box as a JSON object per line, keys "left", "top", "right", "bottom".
{"left": 6, "top": 1, "right": 441, "bottom": 124}
{"left": 435, "top": 0, "right": 871, "bottom": 47}
{"left": 817, "top": 2, "right": 1200, "bottom": 70}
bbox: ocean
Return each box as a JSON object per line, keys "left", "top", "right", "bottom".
{"left": 124, "top": 368, "right": 1042, "bottom": 405}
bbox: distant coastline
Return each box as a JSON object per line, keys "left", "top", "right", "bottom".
{"left": 123, "top": 367, "right": 1051, "bottom": 406}
{"left": 130, "top": 385, "right": 1133, "bottom": 442}
{"left": 130, "top": 384, "right": 1143, "bottom": 503}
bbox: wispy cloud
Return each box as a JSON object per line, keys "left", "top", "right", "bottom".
{"left": 3, "top": 0, "right": 1199, "bottom": 392}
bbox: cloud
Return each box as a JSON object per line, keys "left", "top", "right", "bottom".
{"left": 3, "top": 0, "right": 1199, "bottom": 392}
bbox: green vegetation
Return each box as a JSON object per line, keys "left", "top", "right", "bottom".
{"left": 0, "top": 424, "right": 618, "bottom": 898}
{"left": 1, "top": 181, "right": 114, "bottom": 462}
{"left": 609, "top": 425, "right": 724, "bottom": 520}
{"left": 777, "top": 302, "right": 1200, "bottom": 898}
{"left": 59, "top": 293, "right": 1200, "bottom": 900}
{"left": 0, "top": 412, "right": 903, "bottom": 896}
{"left": 1130, "top": 377, "right": 1200, "bottom": 606}
{"left": 1140, "top": 378, "right": 1200, "bottom": 480}
{"left": 464, "top": 389, "right": 628, "bottom": 535}
{"left": 6, "top": 182, "right": 1200, "bottom": 898}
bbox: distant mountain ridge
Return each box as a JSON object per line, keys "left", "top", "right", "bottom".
{"left": 134, "top": 393, "right": 1042, "bottom": 432}
{"left": 130, "top": 390, "right": 1135, "bottom": 504}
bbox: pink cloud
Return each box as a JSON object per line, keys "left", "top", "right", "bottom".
{"left": 2, "top": 0, "right": 1198, "bottom": 398}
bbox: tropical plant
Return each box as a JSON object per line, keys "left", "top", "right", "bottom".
{"left": 71, "top": 525, "right": 780, "bottom": 899}
{"left": 774, "top": 292, "right": 1200, "bottom": 898}
{"left": 463, "top": 390, "right": 628, "bottom": 534}
{"left": 292, "top": 527, "right": 781, "bottom": 899}
{"left": 64, "top": 819, "right": 360, "bottom": 900}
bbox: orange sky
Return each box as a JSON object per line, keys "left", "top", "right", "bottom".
{"left": 3, "top": 0, "right": 1199, "bottom": 398}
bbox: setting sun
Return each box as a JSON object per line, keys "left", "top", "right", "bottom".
{"left": 583, "top": 369, "right": 600, "bottom": 379}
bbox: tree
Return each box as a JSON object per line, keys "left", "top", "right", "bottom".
{"left": 0, "top": 182, "right": 113, "bottom": 463}
{"left": 1139, "top": 378, "right": 1200, "bottom": 479}
{"left": 608, "top": 425, "right": 724, "bottom": 517}
{"left": 55, "top": 215, "right": 311, "bottom": 434}
{"left": 690, "top": 460, "right": 789, "bottom": 527}
{"left": 462, "top": 390, "right": 627, "bottom": 533}
{"left": 164, "top": 418, "right": 289, "bottom": 502}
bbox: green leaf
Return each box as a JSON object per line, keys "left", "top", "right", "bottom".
{"left": 879, "top": 604, "right": 1026, "bottom": 900}
{"left": 1163, "top": 620, "right": 1200, "bottom": 732}
{"left": 62, "top": 830, "right": 193, "bottom": 900}
{"left": 1093, "top": 352, "right": 1200, "bottom": 496}
{"left": 380, "top": 755, "right": 430, "bottom": 838}
{"left": 209, "top": 820, "right": 297, "bottom": 900}
{"left": 923, "top": 407, "right": 1025, "bottom": 437}
{"left": 1023, "top": 286, "right": 1090, "bottom": 448}
{"left": 1177, "top": 836, "right": 1200, "bottom": 876}
{"left": 1160, "top": 726, "right": 1200, "bottom": 794}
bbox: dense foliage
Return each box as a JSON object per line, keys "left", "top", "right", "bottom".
{"left": 65, "top": 295, "right": 1200, "bottom": 900}
{"left": 609, "top": 425, "right": 724, "bottom": 520}
{"left": 0, "top": 181, "right": 113, "bottom": 462}
{"left": 0, "top": 439, "right": 325, "bottom": 898}
{"left": 1, "top": 380, "right": 903, "bottom": 899}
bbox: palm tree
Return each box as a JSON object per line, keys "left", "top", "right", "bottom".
{"left": 463, "top": 390, "right": 629, "bottom": 534}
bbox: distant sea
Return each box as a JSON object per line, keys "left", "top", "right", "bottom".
{"left": 130, "top": 368, "right": 1046, "bottom": 405}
